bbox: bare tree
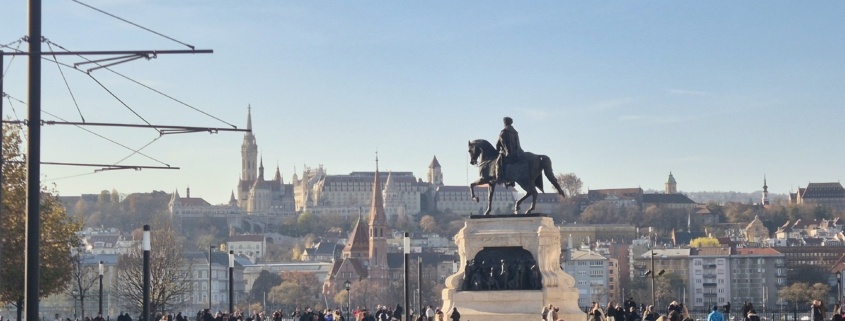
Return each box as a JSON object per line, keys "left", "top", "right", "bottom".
{"left": 116, "top": 224, "right": 192, "bottom": 315}
{"left": 68, "top": 249, "right": 99, "bottom": 319}
{"left": 556, "top": 173, "right": 583, "bottom": 197}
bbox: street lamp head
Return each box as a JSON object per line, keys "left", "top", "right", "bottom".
{"left": 645, "top": 270, "right": 652, "bottom": 277}
{"left": 99, "top": 261, "right": 104, "bottom": 275}
{"left": 344, "top": 280, "right": 352, "bottom": 291}
{"left": 838, "top": 271, "right": 842, "bottom": 279}
{"left": 658, "top": 270, "right": 665, "bottom": 276}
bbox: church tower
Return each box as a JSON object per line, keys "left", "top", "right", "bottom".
{"left": 427, "top": 156, "right": 443, "bottom": 187}
{"left": 665, "top": 172, "right": 677, "bottom": 194}
{"left": 762, "top": 175, "right": 770, "bottom": 206}
{"left": 238, "top": 106, "right": 259, "bottom": 207}
{"left": 368, "top": 158, "right": 389, "bottom": 279}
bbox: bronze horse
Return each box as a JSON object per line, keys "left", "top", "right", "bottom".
{"left": 468, "top": 139, "right": 565, "bottom": 215}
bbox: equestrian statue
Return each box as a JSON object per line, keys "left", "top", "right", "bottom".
{"left": 468, "top": 117, "right": 565, "bottom": 215}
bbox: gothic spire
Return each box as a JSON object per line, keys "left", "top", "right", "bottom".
{"left": 274, "top": 165, "right": 282, "bottom": 182}
{"left": 369, "top": 155, "right": 386, "bottom": 225}
{"left": 247, "top": 104, "right": 253, "bottom": 130}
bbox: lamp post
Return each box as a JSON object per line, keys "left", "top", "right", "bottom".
{"left": 837, "top": 271, "right": 842, "bottom": 305}
{"left": 143, "top": 225, "right": 151, "bottom": 321}
{"left": 209, "top": 245, "right": 214, "bottom": 311}
{"left": 404, "top": 233, "right": 410, "bottom": 321}
{"left": 99, "top": 261, "right": 104, "bottom": 317}
{"left": 650, "top": 251, "right": 656, "bottom": 308}
{"left": 344, "top": 280, "right": 352, "bottom": 321}
{"left": 229, "top": 250, "right": 234, "bottom": 315}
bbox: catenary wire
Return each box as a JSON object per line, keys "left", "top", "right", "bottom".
{"left": 85, "top": 73, "right": 159, "bottom": 133}
{"left": 4, "top": 92, "right": 171, "bottom": 167}
{"left": 70, "top": 0, "right": 196, "bottom": 50}
{"left": 46, "top": 41, "right": 86, "bottom": 122}
{"left": 2, "top": 38, "right": 24, "bottom": 77}
{"left": 44, "top": 39, "right": 238, "bottom": 128}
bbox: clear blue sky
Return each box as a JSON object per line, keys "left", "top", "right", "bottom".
{"left": 3, "top": 1, "right": 844, "bottom": 204}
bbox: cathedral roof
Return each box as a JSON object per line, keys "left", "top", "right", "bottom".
{"left": 429, "top": 156, "right": 441, "bottom": 168}
{"left": 343, "top": 216, "right": 369, "bottom": 254}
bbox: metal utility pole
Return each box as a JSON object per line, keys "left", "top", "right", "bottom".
{"left": 143, "top": 225, "right": 151, "bottom": 321}
{"left": 418, "top": 257, "right": 423, "bottom": 317}
{"left": 25, "top": 1, "right": 43, "bottom": 321}
{"left": 99, "top": 261, "right": 104, "bottom": 317}
{"left": 209, "top": 246, "right": 214, "bottom": 311}
{"left": 229, "top": 250, "right": 234, "bottom": 315}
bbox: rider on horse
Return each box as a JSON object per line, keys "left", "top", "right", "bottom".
{"left": 496, "top": 116, "right": 523, "bottom": 187}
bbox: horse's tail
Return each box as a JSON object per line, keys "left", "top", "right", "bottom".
{"left": 540, "top": 155, "right": 566, "bottom": 197}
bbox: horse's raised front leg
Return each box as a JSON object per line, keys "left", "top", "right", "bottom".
{"left": 484, "top": 184, "right": 495, "bottom": 215}
{"left": 470, "top": 181, "right": 480, "bottom": 203}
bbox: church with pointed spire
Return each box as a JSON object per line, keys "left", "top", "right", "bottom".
{"left": 235, "top": 106, "right": 296, "bottom": 215}
{"left": 324, "top": 160, "right": 399, "bottom": 289}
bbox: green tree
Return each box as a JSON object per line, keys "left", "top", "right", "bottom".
{"left": 0, "top": 125, "right": 83, "bottom": 321}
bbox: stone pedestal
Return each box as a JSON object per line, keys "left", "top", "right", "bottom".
{"left": 441, "top": 215, "right": 581, "bottom": 321}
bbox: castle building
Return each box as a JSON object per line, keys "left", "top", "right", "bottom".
{"left": 292, "top": 166, "right": 429, "bottom": 218}
{"left": 790, "top": 182, "right": 845, "bottom": 210}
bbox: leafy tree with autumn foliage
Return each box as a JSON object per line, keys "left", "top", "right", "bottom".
{"left": 690, "top": 237, "right": 720, "bottom": 248}
{"left": 419, "top": 215, "right": 438, "bottom": 232}
{"left": 0, "top": 124, "right": 83, "bottom": 321}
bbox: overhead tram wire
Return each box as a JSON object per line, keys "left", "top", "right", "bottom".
{"left": 85, "top": 73, "right": 159, "bottom": 133}
{"left": 4, "top": 40, "right": 235, "bottom": 129}
{"left": 45, "top": 41, "right": 85, "bottom": 122}
{"left": 2, "top": 38, "right": 24, "bottom": 77}
{"left": 2, "top": 93, "right": 173, "bottom": 167}
{"left": 43, "top": 39, "right": 237, "bottom": 128}
{"left": 71, "top": 0, "right": 197, "bottom": 50}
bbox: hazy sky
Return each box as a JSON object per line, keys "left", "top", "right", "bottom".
{"left": 3, "top": 2, "right": 845, "bottom": 204}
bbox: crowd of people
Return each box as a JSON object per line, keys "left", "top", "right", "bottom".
{"left": 49, "top": 298, "right": 845, "bottom": 321}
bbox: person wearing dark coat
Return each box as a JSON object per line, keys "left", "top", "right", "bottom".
{"left": 449, "top": 308, "right": 460, "bottom": 321}
{"left": 625, "top": 306, "right": 641, "bottom": 321}
{"left": 394, "top": 305, "right": 404, "bottom": 321}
